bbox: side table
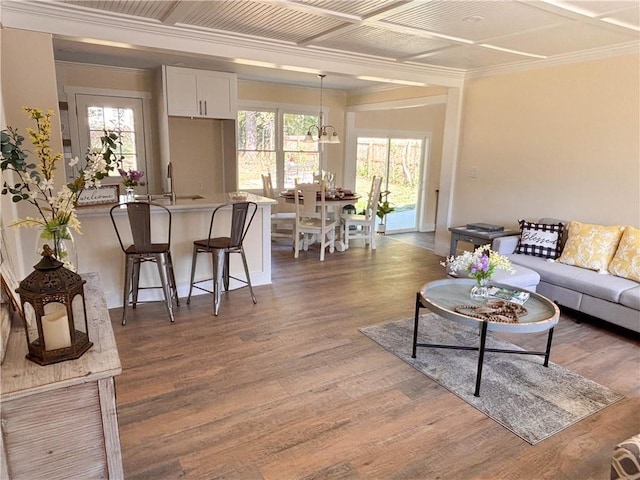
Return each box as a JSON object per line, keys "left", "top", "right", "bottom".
{"left": 1, "top": 272, "right": 123, "bottom": 480}
{"left": 448, "top": 226, "right": 519, "bottom": 256}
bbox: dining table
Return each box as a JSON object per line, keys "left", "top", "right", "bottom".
{"left": 279, "top": 189, "right": 362, "bottom": 252}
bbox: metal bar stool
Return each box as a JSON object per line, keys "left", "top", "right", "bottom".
{"left": 110, "top": 202, "right": 179, "bottom": 325}
{"left": 187, "top": 201, "right": 258, "bottom": 315}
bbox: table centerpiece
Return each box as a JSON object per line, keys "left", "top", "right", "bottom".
{"left": 441, "top": 244, "right": 514, "bottom": 299}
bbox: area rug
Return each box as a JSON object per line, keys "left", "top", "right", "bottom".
{"left": 360, "top": 314, "right": 623, "bottom": 444}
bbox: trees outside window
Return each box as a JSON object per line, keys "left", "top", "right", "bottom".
{"left": 356, "top": 136, "right": 425, "bottom": 232}
{"left": 73, "top": 93, "right": 147, "bottom": 184}
{"left": 238, "top": 109, "right": 319, "bottom": 191}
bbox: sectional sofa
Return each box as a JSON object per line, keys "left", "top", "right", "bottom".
{"left": 492, "top": 219, "right": 640, "bottom": 334}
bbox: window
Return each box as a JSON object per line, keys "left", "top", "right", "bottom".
{"left": 72, "top": 93, "right": 147, "bottom": 184}
{"left": 237, "top": 108, "right": 319, "bottom": 191}
{"left": 87, "top": 105, "right": 137, "bottom": 173}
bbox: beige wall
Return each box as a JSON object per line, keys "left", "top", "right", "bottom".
{"left": 348, "top": 85, "right": 447, "bottom": 106}
{"left": 56, "top": 62, "right": 156, "bottom": 93}
{"left": 167, "top": 117, "right": 223, "bottom": 195}
{"left": 454, "top": 54, "right": 640, "bottom": 229}
{"left": 1, "top": 28, "right": 62, "bottom": 278}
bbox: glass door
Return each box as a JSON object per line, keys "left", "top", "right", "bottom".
{"left": 74, "top": 94, "right": 146, "bottom": 185}
{"left": 355, "top": 136, "right": 426, "bottom": 233}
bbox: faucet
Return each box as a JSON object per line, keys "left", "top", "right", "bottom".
{"left": 166, "top": 162, "right": 176, "bottom": 203}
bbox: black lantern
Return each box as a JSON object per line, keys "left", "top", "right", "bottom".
{"left": 15, "top": 245, "right": 92, "bottom": 365}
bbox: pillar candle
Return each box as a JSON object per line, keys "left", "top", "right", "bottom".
{"left": 42, "top": 304, "right": 72, "bottom": 350}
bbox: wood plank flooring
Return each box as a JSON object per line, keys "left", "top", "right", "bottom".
{"left": 110, "top": 235, "right": 639, "bottom": 480}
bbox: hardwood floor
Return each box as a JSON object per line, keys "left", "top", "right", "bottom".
{"left": 110, "top": 235, "right": 639, "bottom": 480}
{"left": 386, "top": 232, "right": 435, "bottom": 251}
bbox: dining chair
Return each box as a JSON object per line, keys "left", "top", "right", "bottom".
{"left": 187, "top": 201, "right": 258, "bottom": 315}
{"left": 294, "top": 180, "right": 336, "bottom": 261}
{"left": 110, "top": 201, "right": 179, "bottom": 325}
{"left": 340, "top": 176, "right": 383, "bottom": 250}
{"left": 261, "top": 172, "right": 295, "bottom": 241}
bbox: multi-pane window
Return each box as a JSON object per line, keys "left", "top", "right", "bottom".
{"left": 87, "top": 106, "right": 138, "bottom": 174}
{"left": 237, "top": 110, "right": 276, "bottom": 190}
{"left": 237, "top": 108, "right": 319, "bottom": 191}
{"left": 282, "top": 113, "right": 319, "bottom": 188}
{"left": 73, "top": 94, "right": 147, "bottom": 185}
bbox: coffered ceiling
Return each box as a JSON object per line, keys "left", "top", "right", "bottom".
{"left": 2, "top": 0, "right": 639, "bottom": 90}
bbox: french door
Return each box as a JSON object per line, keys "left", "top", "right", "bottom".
{"left": 355, "top": 135, "right": 427, "bottom": 233}
{"left": 74, "top": 94, "right": 147, "bottom": 185}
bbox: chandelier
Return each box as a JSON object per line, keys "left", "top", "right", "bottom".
{"left": 304, "top": 74, "right": 340, "bottom": 144}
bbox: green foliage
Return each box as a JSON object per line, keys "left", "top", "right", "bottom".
{"left": 1, "top": 107, "right": 123, "bottom": 232}
{"left": 377, "top": 190, "right": 395, "bottom": 221}
{"left": 1, "top": 127, "right": 35, "bottom": 202}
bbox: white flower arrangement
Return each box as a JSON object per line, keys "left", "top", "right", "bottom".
{"left": 441, "top": 244, "right": 514, "bottom": 283}
{"left": 1, "top": 107, "right": 122, "bottom": 234}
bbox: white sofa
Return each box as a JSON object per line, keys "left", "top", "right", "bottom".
{"left": 493, "top": 220, "right": 640, "bottom": 334}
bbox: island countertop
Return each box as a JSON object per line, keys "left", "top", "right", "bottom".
{"left": 76, "top": 192, "right": 275, "bottom": 217}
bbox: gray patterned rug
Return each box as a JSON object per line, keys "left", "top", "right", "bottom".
{"left": 360, "top": 314, "right": 623, "bottom": 444}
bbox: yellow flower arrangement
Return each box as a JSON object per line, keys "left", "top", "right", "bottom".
{"left": 1, "top": 107, "right": 122, "bottom": 268}
{"left": 1, "top": 107, "right": 122, "bottom": 233}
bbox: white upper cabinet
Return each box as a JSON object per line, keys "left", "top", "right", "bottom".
{"left": 164, "top": 66, "right": 237, "bottom": 119}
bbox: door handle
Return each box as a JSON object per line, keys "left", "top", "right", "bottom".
{"left": 199, "top": 100, "right": 202, "bottom": 116}
{"left": 204, "top": 100, "right": 207, "bottom": 116}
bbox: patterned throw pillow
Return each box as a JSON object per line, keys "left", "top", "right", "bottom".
{"left": 515, "top": 220, "right": 564, "bottom": 259}
{"left": 557, "top": 221, "right": 625, "bottom": 272}
{"left": 608, "top": 225, "right": 640, "bottom": 282}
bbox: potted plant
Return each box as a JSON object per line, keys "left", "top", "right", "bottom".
{"left": 376, "top": 190, "right": 395, "bottom": 234}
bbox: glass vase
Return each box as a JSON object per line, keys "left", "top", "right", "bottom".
{"left": 470, "top": 277, "right": 489, "bottom": 300}
{"left": 125, "top": 186, "right": 135, "bottom": 202}
{"left": 36, "top": 225, "right": 78, "bottom": 272}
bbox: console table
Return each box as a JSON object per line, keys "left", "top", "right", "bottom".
{"left": 448, "top": 225, "right": 518, "bottom": 256}
{"left": 1, "top": 272, "right": 123, "bottom": 479}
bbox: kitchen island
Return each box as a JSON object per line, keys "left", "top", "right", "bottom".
{"left": 75, "top": 193, "right": 275, "bottom": 309}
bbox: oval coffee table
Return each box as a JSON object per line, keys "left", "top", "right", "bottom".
{"left": 412, "top": 278, "right": 560, "bottom": 396}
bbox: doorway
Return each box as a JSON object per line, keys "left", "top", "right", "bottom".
{"left": 355, "top": 135, "right": 427, "bottom": 233}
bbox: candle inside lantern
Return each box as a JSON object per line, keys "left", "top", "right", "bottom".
{"left": 42, "top": 303, "right": 72, "bottom": 350}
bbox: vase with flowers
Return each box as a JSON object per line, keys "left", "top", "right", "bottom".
{"left": 441, "top": 244, "right": 514, "bottom": 299}
{"left": 1, "top": 107, "right": 122, "bottom": 271}
{"left": 118, "top": 168, "right": 145, "bottom": 202}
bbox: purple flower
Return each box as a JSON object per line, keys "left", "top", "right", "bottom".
{"left": 119, "top": 168, "right": 145, "bottom": 187}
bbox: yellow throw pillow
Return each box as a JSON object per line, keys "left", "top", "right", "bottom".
{"left": 557, "top": 221, "right": 625, "bottom": 272}
{"left": 608, "top": 226, "right": 640, "bottom": 282}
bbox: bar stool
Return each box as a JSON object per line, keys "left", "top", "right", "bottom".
{"left": 187, "top": 201, "right": 258, "bottom": 315}
{"left": 110, "top": 202, "right": 179, "bottom": 325}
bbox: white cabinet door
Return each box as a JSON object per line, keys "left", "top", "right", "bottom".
{"left": 164, "top": 66, "right": 237, "bottom": 119}
{"left": 165, "top": 67, "right": 199, "bottom": 117}
{"left": 197, "top": 71, "right": 237, "bottom": 119}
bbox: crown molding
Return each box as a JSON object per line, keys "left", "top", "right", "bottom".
{"left": 465, "top": 42, "right": 639, "bottom": 79}
{"left": 1, "top": 1, "right": 466, "bottom": 88}
{"left": 55, "top": 60, "right": 151, "bottom": 75}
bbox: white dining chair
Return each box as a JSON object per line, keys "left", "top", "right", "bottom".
{"left": 340, "top": 176, "right": 383, "bottom": 250}
{"left": 261, "top": 173, "right": 295, "bottom": 241}
{"left": 294, "top": 180, "right": 337, "bottom": 261}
